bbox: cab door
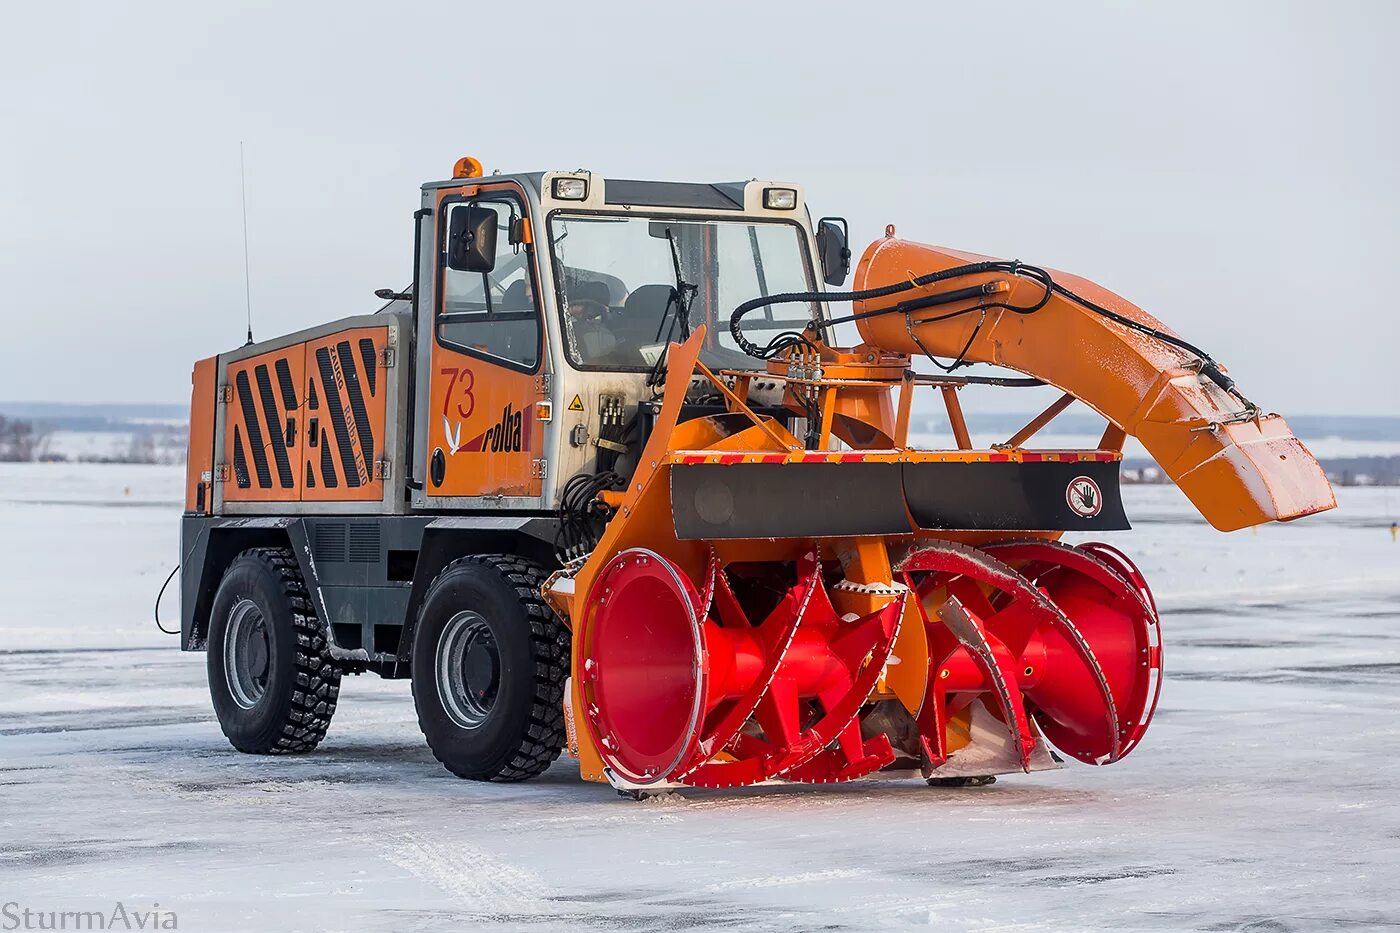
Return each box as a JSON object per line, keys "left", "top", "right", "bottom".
{"left": 426, "top": 189, "right": 548, "bottom": 502}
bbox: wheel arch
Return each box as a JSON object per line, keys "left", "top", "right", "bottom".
{"left": 180, "top": 517, "right": 321, "bottom": 650}
{"left": 398, "top": 519, "right": 559, "bottom": 662}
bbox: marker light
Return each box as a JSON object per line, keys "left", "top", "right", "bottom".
{"left": 763, "top": 187, "right": 798, "bottom": 210}
{"left": 453, "top": 156, "right": 484, "bottom": 179}
{"left": 553, "top": 177, "right": 588, "bottom": 200}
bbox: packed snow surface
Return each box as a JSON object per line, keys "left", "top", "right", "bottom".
{"left": 1, "top": 463, "right": 1398, "bottom": 931}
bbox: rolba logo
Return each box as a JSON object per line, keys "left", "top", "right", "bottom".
{"left": 482, "top": 403, "right": 523, "bottom": 453}
{"left": 443, "top": 402, "right": 528, "bottom": 456}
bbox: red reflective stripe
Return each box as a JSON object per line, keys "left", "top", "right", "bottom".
{"left": 680, "top": 455, "right": 705, "bottom": 464}
{"left": 761, "top": 454, "right": 786, "bottom": 463}
{"left": 719, "top": 454, "right": 745, "bottom": 465}
{"left": 1023, "top": 452, "right": 1043, "bottom": 462}
{"left": 989, "top": 453, "right": 1011, "bottom": 462}
{"left": 840, "top": 453, "right": 863, "bottom": 463}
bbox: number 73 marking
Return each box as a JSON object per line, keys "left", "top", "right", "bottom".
{"left": 439, "top": 367, "right": 476, "bottom": 419}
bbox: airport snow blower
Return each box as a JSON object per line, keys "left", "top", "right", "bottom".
{"left": 179, "top": 159, "right": 1334, "bottom": 793}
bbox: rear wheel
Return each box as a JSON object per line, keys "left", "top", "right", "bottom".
{"left": 411, "top": 555, "right": 568, "bottom": 782}
{"left": 207, "top": 547, "right": 341, "bottom": 754}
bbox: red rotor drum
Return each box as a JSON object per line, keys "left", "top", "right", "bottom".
{"left": 579, "top": 549, "right": 707, "bottom": 784}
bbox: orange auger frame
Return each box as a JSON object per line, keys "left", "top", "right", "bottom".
{"left": 554, "top": 238, "right": 1332, "bottom": 790}
{"left": 555, "top": 326, "right": 1149, "bottom": 787}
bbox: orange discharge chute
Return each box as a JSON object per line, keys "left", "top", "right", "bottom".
{"left": 853, "top": 238, "right": 1336, "bottom": 531}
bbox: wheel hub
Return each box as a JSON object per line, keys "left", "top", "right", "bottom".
{"left": 224, "top": 598, "right": 271, "bottom": 710}
{"left": 437, "top": 611, "right": 501, "bottom": 730}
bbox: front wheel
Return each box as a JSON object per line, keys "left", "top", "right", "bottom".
{"left": 206, "top": 547, "right": 341, "bottom": 754}
{"left": 411, "top": 555, "right": 568, "bottom": 781}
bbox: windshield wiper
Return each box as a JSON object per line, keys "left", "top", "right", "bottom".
{"left": 659, "top": 227, "right": 697, "bottom": 342}
{"left": 647, "top": 227, "right": 700, "bottom": 389}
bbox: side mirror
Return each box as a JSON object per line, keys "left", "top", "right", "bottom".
{"left": 447, "top": 203, "right": 498, "bottom": 273}
{"left": 815, "top": 217, "right": 851, "bottom": 287}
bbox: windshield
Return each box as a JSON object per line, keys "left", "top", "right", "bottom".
{"left": 548, "top": 214, "right": 818, "bottom": 370}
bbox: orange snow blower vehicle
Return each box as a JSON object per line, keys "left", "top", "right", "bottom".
{"left": 179, "top": 159, "right": 1334, "bottom": 794}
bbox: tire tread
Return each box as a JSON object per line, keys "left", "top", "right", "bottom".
{"left": 419, "top": 554, "right": 569, "bottom": 782}
{"left": 233, "top": 547, "right": 341, "bottom": 754}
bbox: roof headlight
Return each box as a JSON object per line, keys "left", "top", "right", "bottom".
{"left": 763, "top": 187, "right": 797, "bottom": 210}
{"left": 553, "top": 177, "right": 588, "bottom": 200}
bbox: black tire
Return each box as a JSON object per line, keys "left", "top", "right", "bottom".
{"left": 411, "top": 554, "right": 568, "bottom": 782}
{"left": 206, "top": 547, "right": 341, "bottom": 754}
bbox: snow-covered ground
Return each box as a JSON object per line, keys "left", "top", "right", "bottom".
{"left": 33, "top": 431, "right": 188, "bottom": 465}
{"left": 1, "top": 463, "right": 1398, "bottom": 931}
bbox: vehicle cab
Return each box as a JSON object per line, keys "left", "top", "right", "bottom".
{"left": 409, "top": 160, "right": 851, "bottom": 516}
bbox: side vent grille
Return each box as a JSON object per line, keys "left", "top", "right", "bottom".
{"left": 348, "top": 524, "right": 380, "bottom": 563}
{"left": 232, "top": 424, "right": 251, "bottom": 488}
{"left": 235, "top": 369, "right": 273, "bottom": 488}
{"left": 312, "top": 523, "right": 347, "bottom": 562}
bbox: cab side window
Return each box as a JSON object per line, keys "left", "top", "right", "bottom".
{"left": 438, "top": 200, "right": 540, "bottom": 369}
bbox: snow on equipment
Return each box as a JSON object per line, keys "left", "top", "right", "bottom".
{"left": 179, "top": 161, "right": 1334, "bottom": 793}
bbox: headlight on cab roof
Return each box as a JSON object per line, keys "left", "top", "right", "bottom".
{"left": 763, "top": 187, "right": 797, "bottom": 210}
{"left": 553, "top": 177, "right": 588, "bottom": 200}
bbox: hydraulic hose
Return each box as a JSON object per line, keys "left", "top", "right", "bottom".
{"left": 729, "top": 260, "right": 1046, "bottom": 359}
{"left": 729, "top": 257, "right": 1253, "bottom": 409}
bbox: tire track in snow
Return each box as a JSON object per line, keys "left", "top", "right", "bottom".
{"left": 371, "top": 831, "right": 551, "bottom": 916}
{"left": 702, "top": 867, "right": 867, "bottom": 892}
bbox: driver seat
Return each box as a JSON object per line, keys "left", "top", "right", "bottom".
{"left": 498, "top": 279, "right": 531, "bottom": 310}
{"left": 618, "top": 284, "right": 681, "bottom": 347}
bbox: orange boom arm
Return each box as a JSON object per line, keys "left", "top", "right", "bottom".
{"left": 852, "top": 237, "right": 1335, "bottom": 531}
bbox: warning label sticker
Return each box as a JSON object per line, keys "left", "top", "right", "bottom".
{"left": 567, "top": 394, "right": 584, "bottom": 412}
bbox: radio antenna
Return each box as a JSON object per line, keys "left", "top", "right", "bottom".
{"left": 239, "top": 141, "right": 254, "bottom": 346}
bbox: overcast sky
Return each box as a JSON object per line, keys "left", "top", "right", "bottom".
{"left": 2, "top": 1, "right": 1396, "bottom": 415}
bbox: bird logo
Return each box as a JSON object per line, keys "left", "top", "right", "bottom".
{"left": 443, "top": 416, "right": 463, "bottom": 455}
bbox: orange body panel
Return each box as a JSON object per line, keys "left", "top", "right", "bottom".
{"left": 854, "top": 238, "right": 1336, "bottom": 530}
{"left": 216, "top": 326, "right": 389, "bottom": 505}
{"left": 426, "top": 346, "right": 544, "bottom": 498}
{"left": 301, "top": 327, "right": 389, "bottom": 502}
{"left": 222, "top": 346, "right": 306, "bottom": 503}
{"left": 184, "top": 356, "right": 218, "bottom": 513}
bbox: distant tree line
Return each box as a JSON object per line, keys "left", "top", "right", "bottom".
{"left": 0, "top": 414, "right": 43, "bottom": 461}
{"left": 1322, "top": 456, "right": 1400, "bottom": 486}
